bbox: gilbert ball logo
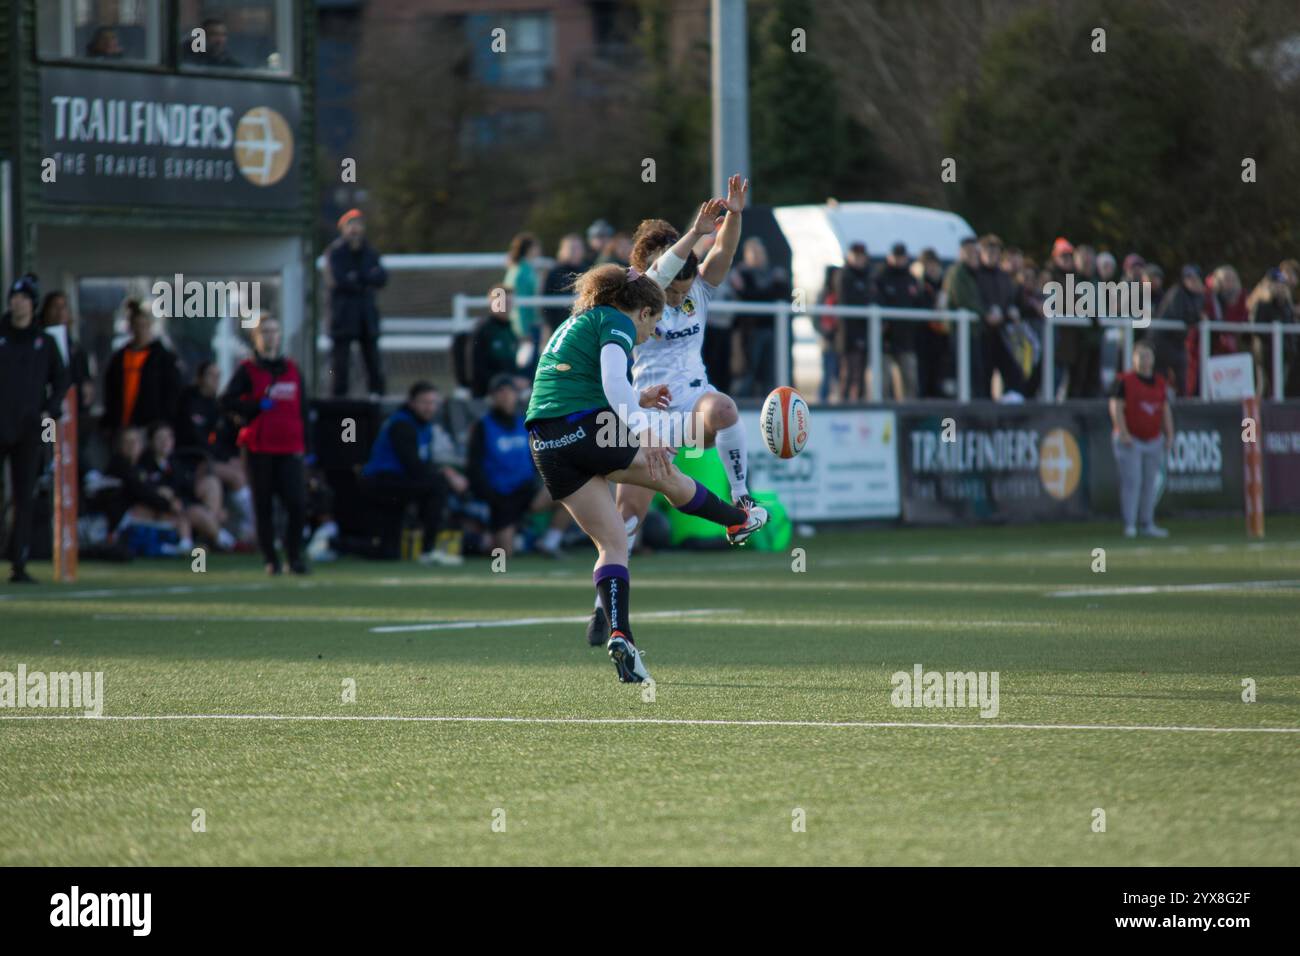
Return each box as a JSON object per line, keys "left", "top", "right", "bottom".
{"left": 234, "top": 106, "right": 293, "bottom": 186}
{"left": 1039, "top": 427, "right": 1082, "bottom": 500}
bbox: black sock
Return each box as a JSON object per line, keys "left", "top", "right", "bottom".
{"left": 676, "top": 479, "right": 746, "bottom": 527}
{"left": 594, "top": 564, "right": 631, "bottom": 642}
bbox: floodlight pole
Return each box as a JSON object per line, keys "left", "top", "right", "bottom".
{"left": 711, "top": 0, "right": 751, "bottom": 200}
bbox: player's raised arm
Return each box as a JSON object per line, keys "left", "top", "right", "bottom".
{"left": 646, "top": 198, "right": 726, "bottom": 289}
{"left": 700, "top": 173, "right": 748, "bottom": 287}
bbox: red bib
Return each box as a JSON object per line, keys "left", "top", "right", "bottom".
{"left": 1118, "top": 371, "right": 1167, "bottom": 441}
{"left": 237, "top": 359, "right": 305, "bottom": 454}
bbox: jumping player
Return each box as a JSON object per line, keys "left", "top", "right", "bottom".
{"left": 526, "top": 260, "right": 768, "bottom": 683}
{"left": 586, "top": 174, "right": 753, "bottom": 646}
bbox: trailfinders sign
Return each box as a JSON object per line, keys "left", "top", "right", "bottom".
{"left": 39, "top": 67, "right": 300, "bottom": 209}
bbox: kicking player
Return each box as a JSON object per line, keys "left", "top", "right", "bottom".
{"left": 526, "top": 259, "right": 767, "bottom": 683}
{"left": 586, "top": 174, "right": 753, "bottom": 646}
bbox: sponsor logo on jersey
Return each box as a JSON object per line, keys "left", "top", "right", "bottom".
{"left": 664, "top": 323, "right": 700, "bottom": 341}
{"left": 610, "top": 328, "right": 633, "bottom": 348}
{"left": 555, "top": 363, "right": 571, "bottom": 372}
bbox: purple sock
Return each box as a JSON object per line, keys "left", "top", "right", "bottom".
{"left": 594, "top": 564, "right": 631, "bottom": 638}
{"left": 676, "top": 479, "right": 746, "bottom": 527}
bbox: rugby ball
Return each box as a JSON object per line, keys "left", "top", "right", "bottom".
{"left": 760, "top": 386, "right": 810, "bottom": 459}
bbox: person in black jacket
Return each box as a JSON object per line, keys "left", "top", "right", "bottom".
{"left": 141, "top": 421, "right": 232, "bottom": 550}
{"left": 541, "top": 234, "right": 586, "bottom": 339}
{"left": 102, "top": 299, "right": 182, "bottom": 436}
{"left": 874, "top": 243, "right": 921, "bottom": 399}
{"left": 104, "top": 426, "right": 192, "bottom": 553}
{"left": 833, "top": 242, "right": 875, "bottom": 401}
{"left": 729, "top": 237, "right": 792, "bottom": 398}
{"left": 470, "top": 286, "right": 522, "bottom": 398}
{"left": 40, "top": 292, "right": 93, "bottom": 420}
{"left": 0, "top": 275, "right": 68, "bottom": 582}
{"left": 973, "top": 234, "right": 1028, "bottom": 399}
{"left": 175, "top": 360, "right": 250, "bottom": 537}
{"left": 326, "top": 209, "right": 388, "bottom": 398}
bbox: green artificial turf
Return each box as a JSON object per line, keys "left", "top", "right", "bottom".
{"left": 1, "top": 517, "right": 1297, "bottom": 865}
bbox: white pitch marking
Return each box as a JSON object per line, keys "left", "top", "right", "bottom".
{"left": 369, "top": 608, "right": 734, "bottom": 633}
{"left": 94, "top": 613, "right": 383, "bottom": 624}
{"left": 723, "top": 618, "right": 1055, "bottom": 628}
{"left": 0, "top": 583, "right": 277, "bottom": 602}
{"left": 1, "top": 714, "right": 1295, "bottom": 734}
{"left": 1049, "top": 580, "right": 1300, "bottom": 598}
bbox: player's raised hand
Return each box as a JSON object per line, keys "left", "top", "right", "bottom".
{"left": 724, "top": 174, "right": 749, "bottom": 214}
{"left": 690, "top": 198, "right": 727, "bottom": 236}
{"left": 639, "top": 384, "right": 672, "bottom": 410}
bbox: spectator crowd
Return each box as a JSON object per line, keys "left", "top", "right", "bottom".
{"left": 4, "top": 205, "right": 1300, "bottom": 582}
{"left": 481, "top": 217, "right": 1300, "bottom": 407}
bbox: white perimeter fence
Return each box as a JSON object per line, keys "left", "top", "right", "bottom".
{"left": 318, "top": 254, "right": 1300, "bottom": 401}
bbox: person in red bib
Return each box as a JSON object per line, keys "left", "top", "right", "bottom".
{"left": 220, "top": 317, "right": 310, "bottom": 575}
{"left": 1109, "top": 341, "right": 1176, "bottom": 539}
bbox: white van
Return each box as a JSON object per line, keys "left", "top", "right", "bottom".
{"left": 770, "top": 202, "right": 977, "bottom": 393}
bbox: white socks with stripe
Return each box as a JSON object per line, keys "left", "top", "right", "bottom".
{"left": 715, "top": 422, "right": 749, "bottom": 500}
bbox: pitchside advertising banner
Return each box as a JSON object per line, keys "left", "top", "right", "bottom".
{"left": 752, "top": 400, "right": 1284, "bottom": 524}
{"left": 1261, "top": 402, "right": 1300, "bottom": 512}
{"left": 746, "top": 408, "right": 900, "bottom": 520}
{"left": 1088, "top": 403, "right": 1243, "bottom": 517}
{"left": 39, "top": 67, "right": 300, "bottom": 209}
{"left": 898, "top": 406, "right": 1091, "bottom": 523}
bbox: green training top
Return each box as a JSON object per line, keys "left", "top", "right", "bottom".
{"left": 526, "top": 305, "right": 636, "bottom": 423}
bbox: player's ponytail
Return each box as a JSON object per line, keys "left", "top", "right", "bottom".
{"left": 572, "top": 263, "right": 665, "bottom": 317}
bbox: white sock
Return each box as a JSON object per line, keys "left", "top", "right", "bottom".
{"left": 715, "top": 422, "right": 749, "bottom": 499}
{"left": 233, "top": 485, "right": 253, "bottom": 514}
{"left": 542, "top": 528, "right": 562, "bottom": 551}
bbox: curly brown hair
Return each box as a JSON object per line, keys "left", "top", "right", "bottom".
{"left": 571, "top": 263, "right": 665, "bottom": 317}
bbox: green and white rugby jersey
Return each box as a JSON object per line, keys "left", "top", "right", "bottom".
{"left": 525, "top": 305, "right": 637, "bottom": 424}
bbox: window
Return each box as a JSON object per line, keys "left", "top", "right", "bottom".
{"left": 38, "top": 0, "right": 164, "bottom": 65}
{"left": 177, "top": 0, "right": 295, "bottom": 76}
{"left": 75, "top": 274, "right": 285, "bottom": 388}
{"left": 467, "top": 12, "right": 553, "bottom": 89}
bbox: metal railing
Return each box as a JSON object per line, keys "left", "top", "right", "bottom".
{"left": 451, "top": 293, "right": 982, "bottom": 401}
{"left": 1044, "top": 315, "right": 1298, "bottom": 400}
{"left": 435, "top": 293, "right": 1298, "bottom": 402}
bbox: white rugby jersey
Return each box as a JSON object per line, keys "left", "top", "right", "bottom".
{"left": 631, "top": 276, "right": 715, "bottom": 388}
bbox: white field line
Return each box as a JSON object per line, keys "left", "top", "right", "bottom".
{"left": 695, "top": 618, "right": 1055, "bottom": 628}
{"left": 76, "top": 612, "right": 1049, "bottom": 630}
{"left": 370, "top": 609, "right": 733, "bottom": 633}
{"left": 1049, "top": 580, "right": 1300, "bottom": 598}
{"left": 0, "top": 713, "right": 1295, "bottom": 733}
{"left": 0, "top": 583, "right": 280, "bottom": 602}
{"left": 93, "top": 614, "right": 384, "bottom": 624}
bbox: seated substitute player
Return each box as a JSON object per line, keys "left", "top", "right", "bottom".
{"left": 361, "top": 381, "right": 462, "bottom": 566}
{"left": 526, "top": 263, "right": 767, "bottom": 684}
{"left": 586, "top": 179, "right": 753, "bottom": 646}
{"left": 104, "top": 426, "right": 194, "bottom": 555}
{"left": 142, "top": 421, "right": 235, "bottom": 551}
{"left": 466, "top": 374, "right": 570, "bottom": 559}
